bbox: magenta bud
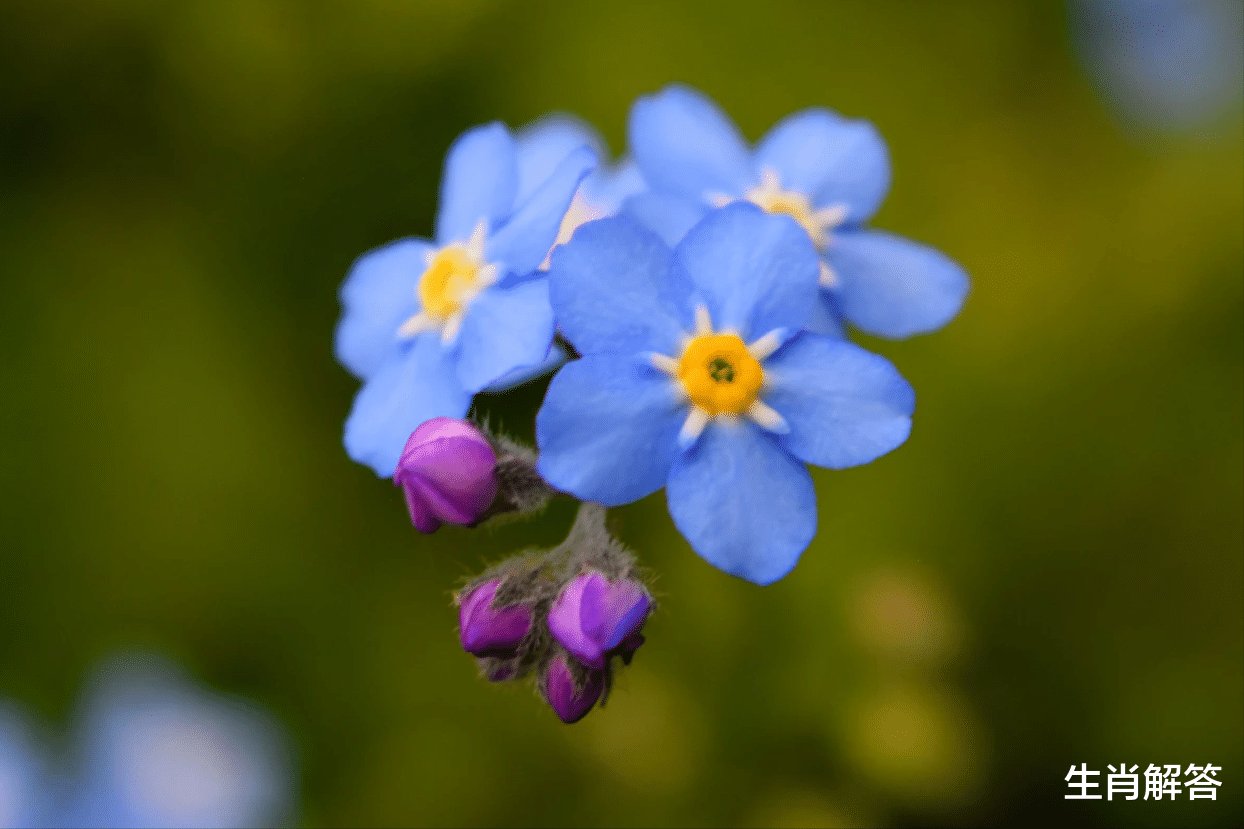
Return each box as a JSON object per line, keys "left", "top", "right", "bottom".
{"left": 541, "top": 652, "right": 604, "bottom": 724}
{"left": 394, "top": 417, "right": 497, "bottom": 533}
{"left": 547, "top": 570, "right": 652, "bottom": 670}
{"left": 458, "top": 579, "right": 533, "bottom": 658}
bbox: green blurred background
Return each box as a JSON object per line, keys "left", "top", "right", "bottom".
{"left": 1, "top": 1, "right": 1241, "bottom": 826}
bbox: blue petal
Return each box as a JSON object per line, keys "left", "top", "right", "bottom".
{"left": 628, "top": 85, "right": 752, "bottom": 200}
{"left": 454, "top": 278, "right": 556, "bottom": 393}
{"left": 667, "top": 420, "right": 815, "bottom": 585}
{"left": 344, "top": 336, "right": 471, "bottom": 477}
{"left": 764, "top": 334, "right": 914, "bottom": 469}
{"left": 536, "top": 354, "right": 683, "bottom": 506}
{"left": 828, "top": 229, "right": 970, "bottom": 338}
{"left": 808, "top": 287, "right": 847, "bottom": 338}
{"left": 672, "top": 204, "right": 819, "bottom": 340}
{"left": 755, "top": 108, "right": 890, "bottom": 223}
{"left": 483, "top": 341, "right": 568, "bottom": 393}
{"left": 621, "top": 191, "right": 707, "bottom": 247}
{"left": 548, "top": 216, "right": 691, "bottom": 356}
{"left": 488, "top": 146, "right": 596, "bottom": 276}
{"left": 435, "top": 123, "right": 518, "bottom": 245}
{"left": 582, "top": 158, "right": 646, "bottom": 213}
{"left": 515, "top": 115, "right": 605, "bottom": 205}
{"left": 334, "top": 238, "right": 430, "bottom": 380}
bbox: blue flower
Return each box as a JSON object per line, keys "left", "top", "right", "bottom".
{"left": 335, "top": 122, "right": 596, "bottom": 476}
{"left": 1071, "top": 0, "right": 1243, "bottom": 132}
{"left": 0, "top": 654, "right": 294, "bottom": 829}
{"left": 624, "top": 84, "right": 969, "bottom": 340}
{"left": 60, "top": 654, "right": 295, "bottom": 829}
{"left": 536, "top": 205, "right": 915, "bottom": 585}
{"left": 0, "top": 704, "right": 48, "bottom": 828}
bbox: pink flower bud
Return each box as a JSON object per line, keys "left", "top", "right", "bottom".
{"left": 457, "top": 579, "right": 533, "bottom": 658}
{"left": 394, "top": 417, "right": 497, "bottom": 533}
{"left": 541, "top": 652, "right": 604, "bottom": 724}
{"left": 547, "top": 570, "right": 651, "bottom": 670}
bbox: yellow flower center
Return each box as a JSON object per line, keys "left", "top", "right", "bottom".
{"left": 418, "top": 246, "right": 483, "bottom": 321}
{"left": 677, "top": 333, "right": 764, "bottom": 416}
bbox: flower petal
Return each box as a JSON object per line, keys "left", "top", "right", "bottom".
{"left": 547, "top": 573, "right": 599, "bottom": 665}
{"left": 400, "top": 415, "right": 489, "bottom": 449}
{"left": 515, "top": 114, "right": 605, "bottom": 204}
{"left": 628, "top": 84, "right": 752, "bottom": 199}
{"left": 667, "top": 419, "right": 816, "bottom": 585}
{"left": 482, "top": 341, "right": 568, "bottom": 393}
{"left": 548, "top": 216, "right": 691, "bottom": 356}
{"left": 755, "top": 108, "right": 890, "bottom": 223}
{"left": 343, "top": 336, "right": 471, "bottom": 477}
{"left": 621, "top": 191, "right": 707, "bottom": 247}
{"left": 763, "top": 334, "right": 914, "bottom": 469}
{"left": 455, "top": 278, "right": 556, "bottom": 393}
{"left": 334, "top": 238, "right": 430, "bottom": 380}
{"left": 583, "top": 578, "right": 651, "bottom": 654}
{"left": 828, "top": 229, "right": 970, "bottom": 338}
{"left": 672, "top": 204, "right": 819, "bottom": 340}
{"left": 583, "top": 158, "right": 646, "bottom": 213}
{"left": 401, "top": 477, "right": 444, "bottom": 534}
{"left": 488, "top": 146, "right": 596, "bottom": 276}
{"left": 435, "top": 123, "right": 518, "bottom": 245}
{"left": 536, "top": 354, "right": 683, "bottom": 506}
{"left": 808, "top": 288, "right": 847, "bottom": 338}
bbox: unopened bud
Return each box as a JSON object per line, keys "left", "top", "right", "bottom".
{"left": 457, "top": 579, "right": 532, "bottom": 658}
{"left": 394, "top": 417, "right": 497, "bottom": 533}
{"left": 547, "top": 570, "right": 651, "bottom": 670}
{"left": 541, "top": 652, "right": 604, "bottom": 724}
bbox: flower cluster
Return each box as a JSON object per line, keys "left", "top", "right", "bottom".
{"left": 334, "top": 85, "right": 967, "bottom": 720}
{"left": 455, "top": 505, "right": 652, "bottom": 723}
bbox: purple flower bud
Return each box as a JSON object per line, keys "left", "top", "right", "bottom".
{"left": 458, "top": 579, "right": 532, "bottom": 658}
{"left": 394, "top": 417, "right": 497, "bottom": 533}
{"left": 547, "top": 570, "right": 651, "bottom": 670}
{"left": 541, "top": 652, "right": 604, "bottom": 724}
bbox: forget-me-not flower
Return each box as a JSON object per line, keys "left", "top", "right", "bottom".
{"left": 537, "top": 204, "right": 915, "bottom": 584}
{"left": 625, "top": 84, "right": 969, "bottom": 340}
{"left": 336, "top": 123, "right": 595, "bottom": 476}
